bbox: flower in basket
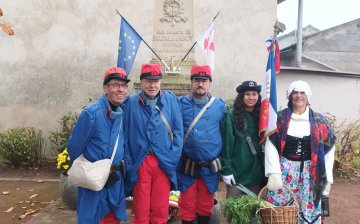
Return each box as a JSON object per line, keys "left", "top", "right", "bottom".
{"left": 57, "top": 148, "right": 71, "bottom": 175}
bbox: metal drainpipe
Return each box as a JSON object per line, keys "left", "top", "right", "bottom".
{"left": 296, "top": 0, "right": 304, "bottom": 67}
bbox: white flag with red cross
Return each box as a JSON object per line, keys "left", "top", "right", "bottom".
{"left": 198, "top": 23, "right": 215, "bottom": 70}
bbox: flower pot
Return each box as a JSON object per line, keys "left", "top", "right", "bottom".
{"left": 59, "top": 173, "right": 77, "bottom": 210}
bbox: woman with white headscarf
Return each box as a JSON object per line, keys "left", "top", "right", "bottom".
{"left": 265, "top": 80, "right": 336, "bottom": 224}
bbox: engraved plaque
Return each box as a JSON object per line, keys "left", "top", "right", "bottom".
{"left": 153, "top": 0, "right": 195, "bottom": 73}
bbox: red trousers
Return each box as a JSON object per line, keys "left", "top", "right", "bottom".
{"left": 178, "top": 177, "right": 214, "bottom": 221}
{"left": 132, "top": 154, "right": 171, "bottom": 224}
{"left": 99, "top": 211, "right": 118, "bottom": 224}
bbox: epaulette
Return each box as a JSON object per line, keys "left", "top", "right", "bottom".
{"left": 162, "top": 90, "right": 176, "bottom": 98}
{"left": 84, "top": 100, "right": 102, "bottom": 113}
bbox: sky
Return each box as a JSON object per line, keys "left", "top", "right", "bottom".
{"left": 277, "top": 0, "right": 360, "bottom": 35}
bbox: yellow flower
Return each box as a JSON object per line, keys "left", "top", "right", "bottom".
{"left": 56, "top": 148, "right": 71, "bottom": 172}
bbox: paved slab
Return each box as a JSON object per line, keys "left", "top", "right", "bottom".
{"left": 26, "top": 199, "right": 76, "bottom": 224}
{"left": 0, "top": 177, "right": 59, "bottom": 182}
{"left": 25, "top": 198, "right": 135, "bottom": 224}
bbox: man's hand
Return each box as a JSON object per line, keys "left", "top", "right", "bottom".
{"left": 223, "top": 175, "right": 236, "bottom": 186}
{"left": 267, "top": 173, "right": 282, "bottom": 191}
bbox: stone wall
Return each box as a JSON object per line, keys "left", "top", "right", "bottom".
{"left": 303, "top": 19, "right": 360, "bottom": 73}
{"left": 280, "top": 19, "right": 360, "bottom": 73}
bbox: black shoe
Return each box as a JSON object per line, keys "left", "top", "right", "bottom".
{"left": 182, "top": 220, "right": 193, "bottom": 224}
{"left": 197, "top": 215, "right": 211, "bottom": 224}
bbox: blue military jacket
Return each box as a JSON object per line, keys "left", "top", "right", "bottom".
{"left": 67, "top": 95, "right": 126, "bottom": 224}
{"left": 177, "top": 93, "right": 226, "bottom": 193}
{"left": 123, "top": 90, "right": 183, "bottom": 193}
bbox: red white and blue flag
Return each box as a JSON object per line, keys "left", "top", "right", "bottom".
{"left": 259, "top": 36, "right": 280, "bottom": 142}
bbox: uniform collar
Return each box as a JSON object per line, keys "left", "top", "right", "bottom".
{"left": 188, "top": 92, "right": 212, "bottom": 101}
{"left": 138, "top": 90, "right": 164, "bottom": 107}
{"left": 193, "top": 95, "right": 209, "bottom": 106}
{"left": 100, "top": 94, "right": 123, "bottom": 119}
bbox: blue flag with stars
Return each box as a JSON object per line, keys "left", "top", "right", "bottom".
{"left": 117, "top": 18, "right": 142, "bottom": 76}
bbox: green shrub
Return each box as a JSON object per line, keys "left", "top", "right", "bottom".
{"left": 0, "top": 127, "right": 44, "bottom": 167}
{"left": 351, "top": 157, "right": 360, "bottom": 168}
{"left": 225, "top": 98, "right": 234, "bottom": 111}
{"left": 333, "top": 119, "right": 360, "bottom": 179}
{"left": 49, "top": 112, "right": 78, "bottom": 155}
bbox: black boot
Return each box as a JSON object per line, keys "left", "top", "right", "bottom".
{"left": 182, "top": 220, "right": 194, "bottom": 224}
{"left": 197, "top": 215, "right": 211, "bottom": 224}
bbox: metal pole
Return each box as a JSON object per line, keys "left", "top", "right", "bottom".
{"left": 174, "top": 41, "right": 197, "bottom": 72}
{"left": 296, "top": 0, "right": 304, "bottom": 67}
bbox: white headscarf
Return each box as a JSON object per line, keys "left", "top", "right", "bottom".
{"left": 286, "top": 80, "right": 312, "bottom": 103}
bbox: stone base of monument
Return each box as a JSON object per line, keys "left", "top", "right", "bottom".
{"left": 133, "top": 74, "right": 192, "bottom": 96}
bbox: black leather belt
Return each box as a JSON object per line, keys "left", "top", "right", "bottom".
{"left": 197, "top": 161, "right": 210, "bottom": 167}
{"left": 181, "top": 156, "right": 210, "bottom": 167}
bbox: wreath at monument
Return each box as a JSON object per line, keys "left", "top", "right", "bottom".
{"left": 160, "top": 0, "right": 188, "bottom": 26}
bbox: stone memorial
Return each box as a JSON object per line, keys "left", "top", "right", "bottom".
{"left": 134, "top": 0, "right": 195, "bottom": 95}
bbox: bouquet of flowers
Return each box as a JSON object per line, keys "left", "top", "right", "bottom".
{"left": 168, "top": 190, "right": 180, "bottom": 221}
{"left": 57, "top": 148, "right": 71, "bottom": 175}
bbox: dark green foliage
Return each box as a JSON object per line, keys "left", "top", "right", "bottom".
{"left": 226, "top": 98, "right": 234, "bottom": 111}
{"left": 48, "top": 112, "right": 78, "bottom": 154}
{"left": 223, "top": 195, "right": 264, "bottom": 224}
{"left": 0, "top": 127, "right": 44, "bottom": 167}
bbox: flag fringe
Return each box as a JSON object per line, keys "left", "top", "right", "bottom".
{"left": 259, "top": 129, "right": 277, "bottom": 144}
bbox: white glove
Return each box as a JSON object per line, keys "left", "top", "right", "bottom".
{"left": 322, "top": 182, "right": 331, "bottom": 196}
{"left": 223, "top": 175, "right": 236, "bottom": 186}
{"left": 267, "top": 173, "right": 282, "bottom": 191}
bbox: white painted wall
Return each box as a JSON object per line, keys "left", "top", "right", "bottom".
{"left": 277, "top": 68, "right": 360, "bottom": 121}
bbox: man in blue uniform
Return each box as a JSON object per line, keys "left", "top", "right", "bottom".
{"left": 177, "top": 65, "right": 226, "bottom": 224}
{"left": 123, "top": 63, "right": 183, "bottom": 224}
{"left": 68, "top": 67, "right": 129, "bottom": 224}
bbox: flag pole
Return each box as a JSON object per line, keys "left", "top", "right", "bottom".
{"left": 115, "top": 9, "right": 170, "bottom": 71}
{"left": 174, "top": 9, "right": 221, "bottom": 72}
{"left": 174, "top": 41, "right": 197, "bottom": 72}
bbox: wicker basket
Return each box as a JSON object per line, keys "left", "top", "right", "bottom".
{"left": 257, "top": 186, "right": 299, "bottom": 224}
